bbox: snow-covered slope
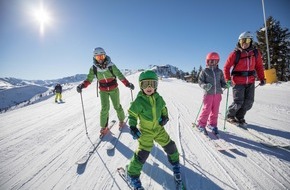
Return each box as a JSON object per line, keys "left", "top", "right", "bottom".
{"left": 0, "top": 72, "right": 290, "bottom": 190}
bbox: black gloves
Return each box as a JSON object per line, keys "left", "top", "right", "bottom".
{"left": 130, "top": 126, "right": 141, "bottom": 139}
{"left": 127, "top": 83, "right": 135, "bottom": 90}
{"left": 159, "top": 116, "right": 169, "bottom": 126}
{"left": 76, "top": 83, "right": 85, "bottom": 93}
{"left": 259, "top": 79, "right": 266, "bottom": 86}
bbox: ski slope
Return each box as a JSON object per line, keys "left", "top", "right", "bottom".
{"left": 1, "top": 72, "right": 290, "bottom": 190}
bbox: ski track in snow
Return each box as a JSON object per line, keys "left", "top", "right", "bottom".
{"left": 1, "top": 75, "right": 290, "bottom": 190}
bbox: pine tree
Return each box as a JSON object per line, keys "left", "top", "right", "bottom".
{"left": 197, "top": 65, "right": 203, "bottom": 83}
{"left": 191, "top": 67, "right": 197, "bottom": 83}
{"left": 256, "top": 16, "right": 290, "bottom": 81}
{"left": 190, "top": 65, "right": 203, "bottom": 83}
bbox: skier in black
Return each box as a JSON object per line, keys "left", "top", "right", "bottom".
{"left": 53, "top": 83, "right": 63, "bottom": 103}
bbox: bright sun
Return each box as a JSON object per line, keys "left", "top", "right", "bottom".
{"left": 33, "top": 4, "right": 51, "bottom": 35}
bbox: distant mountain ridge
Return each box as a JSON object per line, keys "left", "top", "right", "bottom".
{"left": 0, "top": 74, "right": 87, "bottom": 90}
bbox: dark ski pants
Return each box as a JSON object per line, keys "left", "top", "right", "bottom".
{"left": 227, "top": 83, "right": 255, "bottom": 120}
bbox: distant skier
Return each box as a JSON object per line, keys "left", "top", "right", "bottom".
{"left": 126, "top": 70, "right": 181, "bottom": 189}
{"left": 76, "top": 47, "right": 134, "bottom": 136}
{"left": 197, "top": 52, "right": 227, "bottom": 135}
{"left": 224, "top": 31, "right": 265, "bottom": 126}
{"left": 53, "top": 83, "right": 63, "bottom": 103}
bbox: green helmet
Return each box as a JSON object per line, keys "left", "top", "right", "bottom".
{"left": 139, "top": 70, "right": 158, "bottom": 81}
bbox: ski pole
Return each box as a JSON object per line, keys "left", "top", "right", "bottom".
{"left": 80, "top": 92, "right": 89, "bottom": 135}
{"left": 96, "top": 82, "right": 99, "bottom": 97}
{"left": 79, "top": 92, "right": 94, "bottom": 145}
{"left": 130, "top": 89, "right": 134, "bottom": 102}
{"left": 223, "top": 87, "right": 230, "bottom": 130}
{"left": 194, "top": 101, "right": 203, "bottom": 125}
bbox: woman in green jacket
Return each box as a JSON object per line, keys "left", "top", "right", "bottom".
{"left": 126, "top": 70, "right": 181, "bottom": 189}
{"left": 76, "top": 47, "right": 134, "bottom": 136}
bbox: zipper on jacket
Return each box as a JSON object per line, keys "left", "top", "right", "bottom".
{"left": 149, "top": 95, "right": 157, "bottom": 127}
{"left": 211, "top": 67, "right": 217, "bottom": 94}
{"left": 246, "top": 51, "right": 251, "bottom": 84}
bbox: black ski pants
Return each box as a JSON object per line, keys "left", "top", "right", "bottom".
{"left": 227, "top": 83, "right": 255, "bottom": 120}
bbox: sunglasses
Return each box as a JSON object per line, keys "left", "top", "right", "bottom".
{"left": 207, "top": 59, "right": 219, "bottom": 64}
{"left": 140, "top": 80, "right": 158, "bottom": 89}
{"left": 239, "top": 38, "right": 252, "bottom": 44}
{"left": 95, "top": 54, "right": 106, "bottom": 60}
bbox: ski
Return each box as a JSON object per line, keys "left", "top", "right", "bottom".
{"left": 192, "top": 123, "right": 226, "bottom": 151}
{"left": 174, "top": 175, "right": 186, "bottom": 190}
{"left": 226, "top": 119, "right": 248, "bottom": 129}
{"left": 206, "top": 126, "right": 237, "bottom": 150}
{"left": 227, "top": 121, "right": 290, "bottom": 150}
{"left": 117, "top": 167, "right": 145, "bottom": 190}
{"left": 117, "top": 167, "right": 134, "bottom": 190}
{"left": 175, "top": 181, "right": 186, "bottom": 190}
{"left": 76, "top": 120, "right": 116, "bottom": 165}
{"left": 107, "top": 117, "right": 128, "bottom": 151}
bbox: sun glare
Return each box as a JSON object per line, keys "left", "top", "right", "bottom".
{"left": 33, "top": 4, "right": 51, "bottom": 36}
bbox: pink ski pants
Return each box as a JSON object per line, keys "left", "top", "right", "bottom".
{"left": 197, "top": 94, "right": 222, "bottom": 128}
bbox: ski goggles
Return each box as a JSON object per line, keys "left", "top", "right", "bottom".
{"left": 239, "top": 38, "right": 252, "bottom": 44}
{"left": 95, "top": 54, "right": 106, "bottom": 61}
{"left": 207, "top": 59, "right": 219, "bottom": 64}
{"left": 140, "top": 80, "right": 158, "bottom": 89}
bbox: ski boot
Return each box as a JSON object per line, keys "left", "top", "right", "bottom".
{"left": 226, "top": 116, "right": 238, "bottom": 124}
{"left": 129, "top": 176, "right": 144, "bottom": 190}
{"left": 125, "top": 166, "right": 144, "bottom": 190}
{"left": 100, "top": 127, "right": 109, "bottom": 137}
{"left": 119, "top": 121, "right": 126, "bottom": 129}
{"left": 208, "top": 125, "right": 219, "bottom": 135}
{"left": 237, "top": 118, "right": 247, "bottom": 128}
{"left": 198, "top": 126, "right": 208, "bottom": 135}
{"left": 172, "top": 162, "right": 182, "bottom": 184}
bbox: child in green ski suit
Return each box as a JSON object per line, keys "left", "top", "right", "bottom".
{"left": 76, "top": 47, "right": 134, "bottom": 135}
{"left": 126, "top": 70, "right": 181, "bottom": 189}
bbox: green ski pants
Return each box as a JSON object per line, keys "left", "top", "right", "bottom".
{"left": 127, "top": 126, "right": 179, "bottom": 177}
{"left": 99, "top": 88, "right": 125, "bottom": 128}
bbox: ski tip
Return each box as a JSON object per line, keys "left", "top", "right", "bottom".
{"left": 117, "top": 167, "right": 125, "bottom": 172}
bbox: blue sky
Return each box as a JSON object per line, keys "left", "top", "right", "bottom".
{"left": 1, "top": 0, "right": 289, "bottom": 80}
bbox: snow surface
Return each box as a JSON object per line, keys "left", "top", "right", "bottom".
{"left": 1, "top": 72, "right": 290, "bottom": 190}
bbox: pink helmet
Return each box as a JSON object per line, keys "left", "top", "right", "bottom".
{"left": 206, "top": 52, "right": 220, "bottom": 61}
{"left": 206, "top": 52, "right": 220, "bottom": 66}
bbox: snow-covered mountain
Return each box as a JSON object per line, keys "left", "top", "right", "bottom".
{"left": 0, "top": 75, "right": 87, "bottom": 113}
{"left": 0, "top": 75, "right": 87, "bottom": 90}
{"left": 0, "top": 72, "right": 290, "bottom": 190}
{"left": 151, "top": 64, "right": 186, "bottom": 78}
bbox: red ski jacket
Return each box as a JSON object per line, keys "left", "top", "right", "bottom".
{"left": 224, "top": 48, "right": 265, "bottom": 85}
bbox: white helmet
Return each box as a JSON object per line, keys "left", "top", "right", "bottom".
{"left": 93, "top": 47, "right": 106, "bottom": 56}
{"left": 238, "top": 31, "right": 253, "bottom": 39}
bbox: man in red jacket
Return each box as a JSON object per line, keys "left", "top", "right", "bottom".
{"left": 224, "top": 31, "right": 266, "bottom": 126}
